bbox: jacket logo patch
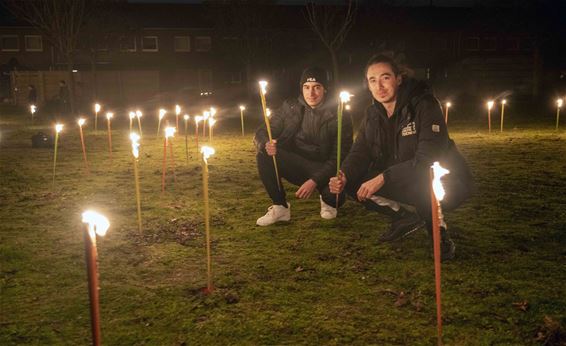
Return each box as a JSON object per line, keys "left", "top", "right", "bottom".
{"left": 401, "top": 122, "right": 416, "bottom": 136}
{"left": 432, "top": 124, "right": 440, "bottom": 133}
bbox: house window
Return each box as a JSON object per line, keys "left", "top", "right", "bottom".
{"left": 142, "top": 36, "right": 158, "bottom": 52}
{"left": 482, "top": 37, "right": 497, "bottom": 51}
{"left": 228, "top": 71, "right": 242, "bottom": 84}
{"left": 1, "top": 35, "right": 19, "bottom": 52}
{"left": 463, "top": 37, "right": 479, "bottom": 51}
{"left": 174, "top": 36, "right": 190, "bottom": 52}
{"left": 119, "top": 36, "right": 136, "bottom": 52}
{"left": 25, "top": 35, "right": 42, "bottom": 51}
{"left": 503, "top": 37, "right": 520, "bottom": 51}
{"left": 195, "top": 36, "right": 211, "bottom": 52}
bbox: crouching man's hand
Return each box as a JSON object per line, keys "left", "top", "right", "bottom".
{"left": 296, "top": 179, "right": 317, "bottom": 199}
{"left": 329, "top": 171, "right": 347, "bottom": 194}
{"left": 265, "top": 139, "right": 277, "bottom": 156}
{"left": 356, "top": 174, "right": 384, "bottom": 202}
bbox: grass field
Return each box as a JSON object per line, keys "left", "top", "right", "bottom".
{"left": 1, "top": 106, "right": 565, "bottom": 345}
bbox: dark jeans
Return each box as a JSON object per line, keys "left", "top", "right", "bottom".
{"left": 347, "top": 169, "right": 466, "bottom": 224}
{"left": 257, "top": 149, "right": 345, "bottom": 207}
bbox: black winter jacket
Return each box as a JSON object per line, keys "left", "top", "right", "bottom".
{"left": 254, "top": 96, "right": 353, "bottom": 187}
{"left": 341, "top": 79, "right": 472, "bottom": 209}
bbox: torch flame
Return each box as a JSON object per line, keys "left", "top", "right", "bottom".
{"left": 136, "top": 110, "right": 142, "bottom": 118}
{"left": 183, "top": 114, "right": 190, "bottom": 121}
{"left": 259, "top": 80, "right": 268, "bottom": 95}
{"left": 195, "top": 115, "right": 203, "bottom": 124}
{"left": 431, "top": 162, "right": 450, "bottom": 201}
{"left": 130, "top": 132, "right": 140, "bottom": 158}
{"left": 487, "top": 101, "right": 494, "bottom": 110}
{"left": 129, "top": 112, "right": 136, "bottom": 120}
{"left": 339, "top": 91, "right": 352, "bottom": 103}
{"left": 165, "top": 126, "right": 176, "bottom": 138}
{"left": 203, "top": 111, "right": 210, "bottom": 120}
{"left": 159, "top": 108, "right": 167, "bottom": 119}
{"left": 210, "top": 107, "right": 217, "bottom": 117}
{"left": 82, "top": 210, "right": 110, "bottom": 238}
{"left": 94, "top": 103, "right": 101, "bottom": 113}
{"left": 266, "top": 108, "right": 272, "bottom": 117}
{"left": 557, "top": 99, "right": 563, "bottom": 108}
{"left": 201, "top": 145, "right": 215, "bottom": 163}
{"left": 501, "top": 99, "right": 507, "bottom": 105}
{"left": 208, "top": 118, "right": 217, "bottom": 127}
{"left": 175, "top": 105, "right": 181, "bottom": 115}
{"left": 78, "top": 118, "right": 86, "bottom": 126}
{"left": 55, "top": 124, "right": 64, "bottom": 133}
{"left": 106, "top": 112, "right": 113, "bottom": 120}
{"left": 239, "top": 105, "right": 246, "bottom": 111}
{"left": 446, "top": 102, "right": 451, "bottom": 108}
{"left": 30, "top": 105, "right": 36, "bottom": 114}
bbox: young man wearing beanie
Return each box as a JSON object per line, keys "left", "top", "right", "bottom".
{"left": 254, "top": 66, "right": 353, "bottom": 226}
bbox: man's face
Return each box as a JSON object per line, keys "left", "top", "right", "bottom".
{"left": 366, "top": 62, "right": 402, "bottom": 105}
{"left": 302, "top": 82, "right": 325, "bottom": 108}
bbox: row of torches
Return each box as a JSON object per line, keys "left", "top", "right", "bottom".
{"left": 43, "top": 81, "right": 464, "bottom": 346}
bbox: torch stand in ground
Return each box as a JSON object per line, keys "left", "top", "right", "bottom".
{"left": 78, "top": 119, "right": 90, "bottom": 175}
{"left": 258, "top": 81, "right": 281, "bottom": 191}
{"left": 201, "top": 146, "right": 215, "bottom": 294}
{"left": 130, "top": 133, "right": 143, "bottom": 234}
{"left": 81, "top": 211, "right": 110, "bottom": 346}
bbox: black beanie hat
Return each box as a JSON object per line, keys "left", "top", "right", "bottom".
{"left": 300, "top": 66, "right": 330, "bottom": 90}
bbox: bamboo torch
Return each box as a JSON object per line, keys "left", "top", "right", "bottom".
{"left": 201, "top": 145, "right": 215, "bottom": 294}
{"left": 135, "top": 110, "right": 143, "bottom": 136}
{"left": 487, "top": 101, "right": 494, "bottom": 133}
{"left": 258, "top": 81, "right": 281, "bottom": 190}
{"left": 556, "top": 99, "right": 563, "bottom": 130}
{"left": 106, "top": 112, "right": 113, "bottom": 161}
{"left": 52, "top": 123, "right": 63, "bottom": 187}
{"left": 175, "top": 104, "right": 181, "bottom": 131}
{"left": 239, "top": 105, "right": 246, "bottom": 136}
{"left": 444, "top": 102, "right": 451, "bottom": 124}
{"left": 336, "top": 91, "right": 351, "bottom": 207}
{"left": 157, "top": 108, "right": 167, "bottom": 136}
{"left": 183, "top": 114, "right": 190, "bottom": 163}
{"left": 430, "top": 162, "right": 450, "bottom": 346}
{"left": 500, "top": 99, "right": 507, "bottom": 133}
{"left": 81, "top": 210, "right": 110, "bottom": 346}
{"left": 130, "top": 133, "right": 142, "bottom": 233}
{"left": 94, "top": 103, "right": 101, "bottom": 133}
{"left": 78, "top": 118, "right": 90, "bottom": 175}
{"left": 194, "top": 115, "right": 203, "bottom": 150}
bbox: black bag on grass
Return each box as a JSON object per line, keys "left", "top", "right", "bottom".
{"left": 31, "top": 132, "right": 53, "bottom": 148}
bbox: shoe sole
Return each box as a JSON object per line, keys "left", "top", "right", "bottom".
{"left": 378, "top": 220, "right": 426, "bottom": 243}
{"left": 256, "top": 216, "right": 291, "bottom": 226}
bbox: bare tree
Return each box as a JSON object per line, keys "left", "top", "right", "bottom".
{"left": 4, "top": 0, "right": 94, "bottom": 115}
{"left": 305, "top": 0, "right": 357, "bottom": 86}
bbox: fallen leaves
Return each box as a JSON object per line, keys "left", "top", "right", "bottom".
{"left": 512, "top": 300, "right": 529, "bottom": 312}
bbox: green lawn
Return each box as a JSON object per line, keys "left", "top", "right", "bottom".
{"left": 1, "top": 108, "right": 565, "bottom": 345}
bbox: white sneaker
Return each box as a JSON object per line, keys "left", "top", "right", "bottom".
{"left": 256, "top": 203, "right": 291, "bottom": 226}
{"left": 320, "top": 196, "right": 337, "bottom": 219}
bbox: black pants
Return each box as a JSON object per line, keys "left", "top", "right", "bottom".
{"left": 257, "top": 149, "right": 345, "bottom": 207}
{"left": 347, "top": 169, "right": 466, "bottom": 224}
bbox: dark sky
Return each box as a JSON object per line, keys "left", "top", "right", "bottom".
{"left": 127, "top": 0, "right": 484, "bottom": 6}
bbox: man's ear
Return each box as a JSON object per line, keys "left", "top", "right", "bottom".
{"left": 397, "top": 75, "right": 403, "bottom": 86}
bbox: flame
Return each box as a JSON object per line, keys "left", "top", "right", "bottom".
{"left": 208, "top": 118, "right": 217, "bottom": 127}
{"left": 239, "top": 105, "right": 246, "bottom": 111}
{"left": 82, "top": 210, "right": 110, "bottom": 237}
{"left": 501, "top": 99, "right": 507, "bottom": 105}
{"left": 203, "top": 111, "right": 210, "bottom": 120}
{"left": 175, "top": 105, "right": 181, "bottom": 115}
{"left": 431, "top": 162, "right": 450, "bottom": 201}
{"left": 195, "top": 115, "right": 203, "bottom": 124}
{"left": 130, "top": 132, "right": 140, "bottom": 158}
{"left": 129, "top": 111, "right": 136, "bottom": 119}
{"left": 78, "top": 118, "right": 86, "bottom": 126}
{"left": 94, "top": 103, "right": 101, "bottom": 113}
{"left": 201, "top": 145, "right": 215, "bottom": 163}
{"left": 557, "top": 99, "right": 563, "bottom": 108}
{"left": 266, "top": 108, "right": 271, "bottom": 117}
{"left": 55, "top": 124, "right": 63, "bottom": 133}
{"left": 30, "top": 105, "right": 36, "bottom": 114}
{"left": 136, "top": 110, "right": 142, "bottom": 118}
{"left": 259, "top": 81, "right": 268, "bottom": 95}
{"left": 210, "top": 107, "right": 217, "bottom": 117}
{"left": 106, "top": 112, "right": 113, "bottom": 120}
{"left": 345, "top": 104, "right": 351, "bottom": 111}
{"left": 183, "top": 114, "right": 190, "bottom": 121}
{"left": 446, "top": 102, "right": 451, "bottom": 108}
{"left": 165, "top": 126, "right": 176, "bottom": 138}
{"left": 487, "top": 101, "right": 494, "bottom": 110}
{"left": 339, "top": 91, "right": 352, "bottom": 103}
{"left": 159, "top": 108, "right": 167, "bottom": 119}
